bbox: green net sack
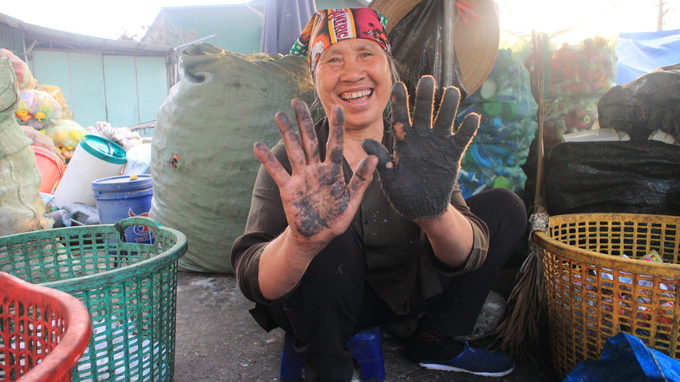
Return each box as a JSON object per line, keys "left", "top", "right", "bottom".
{"left": 0, "top": 56, "right": 52, "bottom": 236}
{"left": 150, "top": 43, "right": 315, "bottom": 273}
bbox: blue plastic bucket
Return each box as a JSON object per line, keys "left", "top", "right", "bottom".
{"left": 92, "top": 174, "right": 154, "bottom": 244}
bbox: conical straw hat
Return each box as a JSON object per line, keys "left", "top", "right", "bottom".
{"left": 369, "top": 0, "right": 500, "bottom": 95}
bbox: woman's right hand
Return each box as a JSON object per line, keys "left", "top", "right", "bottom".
{"left": 254, "top": 98, "right": 378, "bottom": 255}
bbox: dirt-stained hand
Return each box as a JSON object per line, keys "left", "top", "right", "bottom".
{"left": 253, "top": 99, "right": 378, "bottom": 245}
{"left": 361, "top": 75, "right": 479, "bottom": 219}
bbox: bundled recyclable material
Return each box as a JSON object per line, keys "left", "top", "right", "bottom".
{"left": 598, "top": 63, "right": 680, "bottom": 141}
{"left": 0, "top": 57, "right": 52, "bottom": 236}
{"left": 86, "top": 121, "right": 143, "bottom": 151}
{"left": 534, "top": 34, "right": 617, "bottom": 149}
{"left": 456, "top": 45, "right": 538, "bottom": 199}
{"left": 21, "top": 125, "right": 65, "bottom": 160}
{"left": 38, "top": 83, "right": 73, "bottom": 120}
{"left": 2, "top": 49, "right": 76, "bottom": 131}
{"left": 42, "top": 119, "right": 88, "bottom": 160}
{"left": 0, "top": 48, "right": 37, "bottom": 90}
{"left": 16, "top": 88, "right": 63, "bottom": 130}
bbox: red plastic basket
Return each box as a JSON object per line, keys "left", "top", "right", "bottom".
{"left": 1, "top": 272, "right": 92, "bottom": 382}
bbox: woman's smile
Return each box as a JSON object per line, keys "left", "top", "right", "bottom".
{"left": 339, "top": 89, "right": 374, "bottom": 103}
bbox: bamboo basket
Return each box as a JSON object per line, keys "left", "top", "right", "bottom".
{"left": 533, "top": 213, "right": 680, "bottom": 378}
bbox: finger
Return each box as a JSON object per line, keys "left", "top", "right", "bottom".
{"left": 347, "top": 155, "right": 378, "bottom": 196}
{"left": 275, "top": 111, "right": 306, "bottom": 171}
{"left": 433, "top": 86, "right": 462, "bottom": 136}
{"left": 390, "top": 82, "right": 411, "bottom": 138}
{"left": 292, "top": 98, "right": 320, "bottom": 165}
{"left": 253, "top": 142, "right": 290, "bottom": 186}
{"left": 453, "top": 113, "right": 480, "bottom": 150}
{"left": 360, "top": 138, "right": 392, "bottom": 170}
{"left": 412, "top": 75, "right": 436, "bottom": 134}
{"left": 326, "top": 105, "right": 345, "bottom": 167}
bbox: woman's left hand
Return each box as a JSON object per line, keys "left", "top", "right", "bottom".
{"left": 361, "top": 75, "right": 480, "bottom": 219}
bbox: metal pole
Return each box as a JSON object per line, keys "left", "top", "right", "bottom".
{"left": 442, "top": 0, "right": 456, "bottom": 87}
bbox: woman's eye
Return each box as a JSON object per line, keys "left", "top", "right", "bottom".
{"left": 361, "top": 52, "right": 374, "bottom": 57}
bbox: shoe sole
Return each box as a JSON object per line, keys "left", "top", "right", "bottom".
{"left": 418, "top": 362, "right": 515, "bottom": 377}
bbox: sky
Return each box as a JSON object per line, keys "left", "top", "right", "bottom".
{"left": 1, "top": 0, "right": 679, "bottom": 42}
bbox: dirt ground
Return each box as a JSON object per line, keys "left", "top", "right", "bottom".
{"left": 172, "top": 271, "right": 561, "bottom": 382}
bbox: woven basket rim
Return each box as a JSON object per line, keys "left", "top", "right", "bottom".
{"left": 533, "top": 212, "right": 680, "bottom": 276}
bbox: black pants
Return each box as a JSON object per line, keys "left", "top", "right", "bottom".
{"left": 268, "top": 188, "right": 527, "bottom": 382}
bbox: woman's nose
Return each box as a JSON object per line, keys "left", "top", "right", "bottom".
{"left": 339, "top": 61, "right": 366, "bottom": 82}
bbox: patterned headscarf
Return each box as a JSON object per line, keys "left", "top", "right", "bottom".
{"left": 290, "top": 8, "right": 392, "bottom": 74}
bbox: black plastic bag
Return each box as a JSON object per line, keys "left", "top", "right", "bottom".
{"left": 388, "top": 0, "right": 467, "bottom": 106}
{"left": 544, "top": 141, "right": 680, "bottom": 216}
{"left": 598, "top": 63, "right": 680, "bottom": 140}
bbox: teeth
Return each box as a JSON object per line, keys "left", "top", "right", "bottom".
{"left": 341, "top": 90, "right": 372, "bottom": 100}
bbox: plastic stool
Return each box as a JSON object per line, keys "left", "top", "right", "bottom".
{"left": 280, "top": 326, "right": 386, "bottom": 381}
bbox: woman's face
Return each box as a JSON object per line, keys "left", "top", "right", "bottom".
{"left": 314, "top": 38, "right": 392, "bottom": 132}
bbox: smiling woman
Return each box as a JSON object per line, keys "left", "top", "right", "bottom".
{"left": 231, "top": 6, "right": 528, "bottom": 382}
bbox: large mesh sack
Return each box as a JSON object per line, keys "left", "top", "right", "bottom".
{"left": 38, "top": 83, "right": 73, "bottom": 120}
{"left": 0, "top": 57, "right": 52, "bottom": 235}
{"left": 545, "top": 140, "right": 680, "bottom": 216}
{"left": 455, "top": 31, "right": 538, "bottom": 199}
{"left": 150, "top": 43, "right": 315, "bottom": 273}
{"left": 598, "top": 63, "right": 680, "bottom": 141}
{"left": 16, "top": 89, "right": 63, "bottom": 130}
{"left": 0, "top": 48, "right": 37, "bottom": 90}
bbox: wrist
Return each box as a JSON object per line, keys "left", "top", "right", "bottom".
{"left": 282, "top": 227, "right": 332, "bottom": 260}
{"left": 413, "top": 206, "right": 451, "bottom": 229}
{"left": 415, "top": 207, "right": 474, "bottom": 268}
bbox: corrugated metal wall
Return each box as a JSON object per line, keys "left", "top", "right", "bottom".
{"left": 29, "top": 51, "right": 168, "bottom": 135}
{"left": 0, "top": 22, "right": 24, "bottom": 57}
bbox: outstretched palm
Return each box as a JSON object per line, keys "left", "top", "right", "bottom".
{"left": 253, "top": 99, "right": 377, "bottom": 245}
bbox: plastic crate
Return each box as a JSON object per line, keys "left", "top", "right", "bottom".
{"left": 533, "top": 213, "right": 680, "bottom": 379}
{"left": 0, "top": 217, "right": 187, "bottom": 382}
{"left": 1, "top": 272, "right": 92, "bottom": 382}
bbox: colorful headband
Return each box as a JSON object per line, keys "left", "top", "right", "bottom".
{"left": 290, "top": 8, "right": 392, "bottom": 74}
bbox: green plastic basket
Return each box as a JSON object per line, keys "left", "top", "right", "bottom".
{"left": 0, "top": 217, "right": 187, "bottom": 382}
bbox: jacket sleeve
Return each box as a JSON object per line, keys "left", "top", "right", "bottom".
{"left": 230, "top": 142, "right": 291, "bottom": 305}
{"left": 427, "top": 182, "right": 490, "bottom": 276}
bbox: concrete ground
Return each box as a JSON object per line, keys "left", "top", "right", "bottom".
{"left": 172, "top": 271, "right": 561, "bottom": 382}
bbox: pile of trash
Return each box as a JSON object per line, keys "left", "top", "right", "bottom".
{"left": 0, "top": 49, "right": 152, "bottom": 236}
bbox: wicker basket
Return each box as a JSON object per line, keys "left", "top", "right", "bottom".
{"left": 533, "top": 213, "right": 680, "bottom": 378}
{"left": 0, "top": 217, "right": 187, "bottom": 382}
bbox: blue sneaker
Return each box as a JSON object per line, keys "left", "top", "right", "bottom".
{"left": 408, "top": 333, "right": 515, "bottom": 377}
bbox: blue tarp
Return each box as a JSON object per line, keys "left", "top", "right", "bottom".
{"left": 563, "top": 332, "right": 680, "bottom": 382}
{"left": 616, "top": 29, "right": 680, "bottom": 84}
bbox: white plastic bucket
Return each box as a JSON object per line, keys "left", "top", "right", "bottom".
{"left": 53, "top": 135, "right": 126, "bottom": 207}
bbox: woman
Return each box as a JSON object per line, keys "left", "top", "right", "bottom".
{"left": 231, "top": 7, "right": 527, "bottom": 382}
